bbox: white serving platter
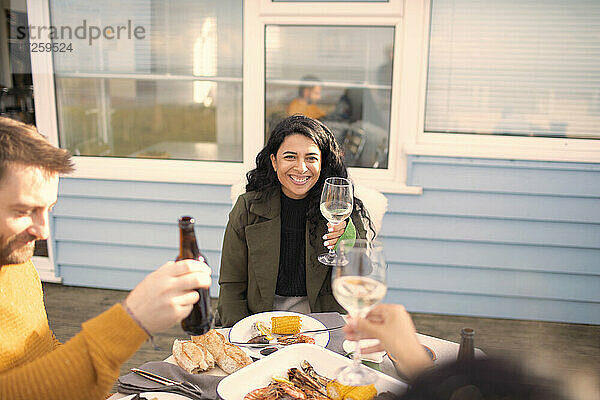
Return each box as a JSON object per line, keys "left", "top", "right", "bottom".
{"left": 217, "top": 343, "right": 407, "bottom": 400}
{"left": 120, "top": 392, "right": 191, "bottom": 400}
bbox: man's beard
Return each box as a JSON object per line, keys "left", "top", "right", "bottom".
{"left": 0, "top": 232, "right": 37, "bottom": 266}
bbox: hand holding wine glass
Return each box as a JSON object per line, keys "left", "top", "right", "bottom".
{"left": 332, "top": 239, "right": 387, "bottom": 386}
{"left": 343, "top": 304, "right": 434, "bottom": 380}
{"left": 318, "top": 177, "right": 353, "bottom": 266}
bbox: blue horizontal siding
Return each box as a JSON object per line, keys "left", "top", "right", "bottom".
{"left": 385, "top": 289, "right": 600, "bottom": 325}
{"left": 380, "top": 238, "right": 600, "bottom": 276}
{"left": 56, "top": 242, "right": 222, "bottom": 272}
{"left": 408, "top": 157, "right": 600, "bottom": 197}
{"left": 54, "top": 197, "right": 231, "bottom": 227}
{"left": 59, "top": 264, "right": 221, "bottom": 293}
{"left": 386, "top": 189, "right": 600, "bottom": 224}
{"left": 54, "top": 218, "right": 224, "bottom": 251}
{"left": 386, "top": 263, "right": 600, "bottom": 303}
{"left": 59, "top": 178, "right": 232, "bottom": 204}
{"left": 54, "top": 178, "right": 230, "bottom": 289}
{"left": 51, "top": 156, "right": 600, "bottom": 324}
{"left": 380, "top": 213, "right": 600, "bottom": 248}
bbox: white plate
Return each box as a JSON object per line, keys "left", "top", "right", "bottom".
{"left": 120, "top": 392, "right": 192, "bottom": 400}
{"left": 217, "top": 343, "right": 407, "bottom": 400}
{"left": 227, "top": 311, "right": 330, "bottom": 359}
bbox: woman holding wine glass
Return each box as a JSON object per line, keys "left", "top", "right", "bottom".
{"left": 217, "top": 115, "right": 375, "bottom": 327}
{"left": 318, "top": 176, "right": 354, "bottom": 265}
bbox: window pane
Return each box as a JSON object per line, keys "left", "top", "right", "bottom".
{"left": 50, "top": 0, "right": 243, "bottom": 161}
{"left": 55, "top": 78, "right": 242, "bottom": 161}
{"left": 2, "top": 6, "right": 35, "bottom": 125}
{"left": 3, "top": 3, "right": 49, "bottom": 258}
{"left": 426, "top": 0, "right": 600, "bottom": 140}
{"left": 265, "top": 25, "right": 394, "bottom": 169}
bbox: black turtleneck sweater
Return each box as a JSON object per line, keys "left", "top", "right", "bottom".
{"left": 275, "top": 192, "right": 308, "bottom": 296}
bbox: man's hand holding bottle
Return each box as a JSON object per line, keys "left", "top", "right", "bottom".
{"left": 124, "top": 260, "right": 211, "bottom": 334}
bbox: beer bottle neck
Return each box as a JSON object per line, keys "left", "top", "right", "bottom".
{"left": 178, "top": 229, "right": 200, "bottom": 260}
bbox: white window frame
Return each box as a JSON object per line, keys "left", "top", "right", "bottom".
{"left": 31, "top": 0, "right": 598, "bottom": 198}
{"left": 29, "top": 0, "right": 260, "bottom": 185}
{"left": 259, "top": 0, "right": 403, "bottom": 16}
{"left": 26, "top": 0, "right": 60, "bottom": 282}
{"left": 254, "top": 0, "right": 421, "bottom": 194}
{"left": 402, "top": 0, "right": 600, "bottom": 164}
{"left": 30, "top": 0, "right": 423, "bottom": 193}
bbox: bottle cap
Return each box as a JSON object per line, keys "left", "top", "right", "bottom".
{"left": 179, "top": 215, "right": 195, "bottom": 224}
{"left": 461, "top": 327, "right": 475, "bottom": 337}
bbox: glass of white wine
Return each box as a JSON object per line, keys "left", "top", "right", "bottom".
{"left": 332, "top": 239, "right": 387, "bottom": 386}
{"left": 318, "top": 177, "right": 353, "bottom": 266}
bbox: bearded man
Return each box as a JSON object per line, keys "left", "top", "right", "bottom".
{"left": 0, "top": 117, "right": 211, "bottom": 399}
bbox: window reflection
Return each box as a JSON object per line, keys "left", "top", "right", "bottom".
{"left": 55, "top": 78, "right": 242, "bottom": 161}
{"left": 50, "top": 0, "right": 243, "bottom": 161}
{"left": 1, "top": 7, "right": 34, "bottom": 125}
{"left": 2, "top": 3, "right": 48, "bottom": 257}
{"left": 265, "top": 25, "right": 394, "bottom": 169}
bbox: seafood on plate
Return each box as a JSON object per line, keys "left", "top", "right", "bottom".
{"left": 277, "top": 334, "right": 316, "bottom": 345}
{"left": 251, "top": 321, "right": 274, "bottom": 341}
{"left": 247, "top": 320, "right": 315, "bottom": 346}
{"left": 243, "top": 360, "right": 377, "bottom": 400}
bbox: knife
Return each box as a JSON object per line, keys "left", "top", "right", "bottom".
{"left": 230, "top": 325, "right": 345, "bottom": 347}
{"left": 228, "top": 342, "right": 285, "bottom": 348}
{"left": 130, "top": 368, "right": 202, "bottom": 394}
{"left": 280, "top": 325, "right": 345, "bottom": 336}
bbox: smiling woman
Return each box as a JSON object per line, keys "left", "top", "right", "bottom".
{"left": 270, "top": 134, "right": 322, "bottom": 200}
{"left": 217, "top": 115, "right": 375, "bottom": 327}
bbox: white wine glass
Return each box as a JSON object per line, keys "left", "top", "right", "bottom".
{"left": 318, "top": 177, "right": 353, "bottom": 266}
{"left": 332, "top": 239, "right": 387, "bottom": 386}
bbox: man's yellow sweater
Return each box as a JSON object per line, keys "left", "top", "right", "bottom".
{"left": 0, "top": 260, "right": 147, "bottom": 399}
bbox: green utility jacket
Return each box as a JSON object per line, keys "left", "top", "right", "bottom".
{"left": 217, "top": 189, "right": 366, "bottom": 327}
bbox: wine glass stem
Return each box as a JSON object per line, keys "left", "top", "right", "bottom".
{"left": 351, "top": 312, "right": 363, "bottom": 367}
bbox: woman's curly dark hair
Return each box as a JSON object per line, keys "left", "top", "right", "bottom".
{"left": 246, "top": 115, "right": 374, "bottom": 238}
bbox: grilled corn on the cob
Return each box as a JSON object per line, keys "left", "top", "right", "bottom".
{"left": 326, "top": 380, "right": 354, "bottom": 400}
{"left": 271, "top": 316, "right": 302, "bottom": 334}
{"left": 344, "top": 384, "right": 377, "bottom": 400}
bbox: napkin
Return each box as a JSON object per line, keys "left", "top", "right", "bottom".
{"left": 343, "top": 339, "right": 386, "bottom": 363}
{"left": 118, "top": 361, "right": 224, "bottom": 400}
{"left": 334, "top": 218, "right": 356, "bottom": 251}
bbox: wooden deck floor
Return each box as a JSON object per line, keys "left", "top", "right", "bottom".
{"left": 42, "top": 283, "right": 600, "bottom": 400}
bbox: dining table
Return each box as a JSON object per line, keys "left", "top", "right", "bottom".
{"left": 108, "top": 312, "right": 485, "bottom": 400}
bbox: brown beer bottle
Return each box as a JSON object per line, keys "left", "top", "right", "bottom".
{"left": 456, "top": 327, "right": 475, "bottom": 363}
{"left": 177, "top": 216, "right": 213, "bottom": 335}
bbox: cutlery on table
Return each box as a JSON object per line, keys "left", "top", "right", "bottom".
{"left": 130, "top": 368, "right": 202, "bottom": 393}
{"left": 280, "top": 325, "right": 345, "bottom": 336}
{"left": 228, "top": 341, "right": 286, "bottom": 348}
{"left": 229, "top": 325, "right": 345, "bottom": 347}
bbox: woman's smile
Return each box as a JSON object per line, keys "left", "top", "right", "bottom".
{"left": 289, "top": 174, "right": 310, "bottom": 184}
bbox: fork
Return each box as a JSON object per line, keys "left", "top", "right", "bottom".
{"left": 228, "top": 341, "right": 287, "bottom": 348}
{"left": 279, "top": 325, "right": 345, "bottom": 336}
{"left": 130, "top": 368, "right": 202, "bottom": 393}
